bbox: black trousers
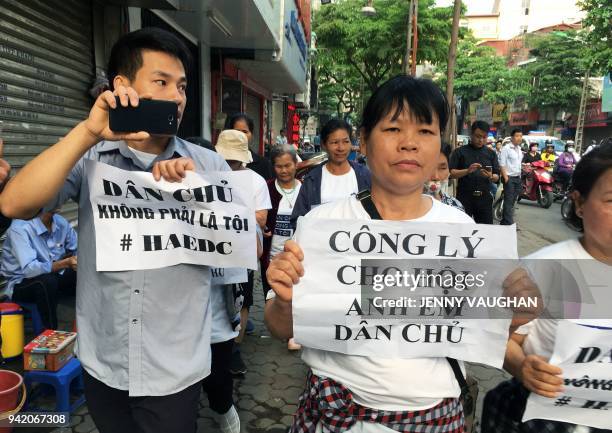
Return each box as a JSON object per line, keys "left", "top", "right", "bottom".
{"left": 501, "top": 176, "right": 522, "bottom": 225}
{"left": 201, "top": 339, "right": 234, "bottom": 414}
{"left": 457, "top": 190, "right": 493, "bottom": 224}
{"left": 83, "top": 370, "right": 201, "bottom": 433}
{"left": 12, "top": 269, "right": 76, "bottom": 329}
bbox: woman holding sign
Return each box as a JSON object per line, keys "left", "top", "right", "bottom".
{"left": 265, "top": 75, "right": 540, "bottom": 433}
{"left": 482, "top": 143, "right": 612, "bottom": 432}
{"left": 261, "top": 145, "right": 302, "bottom": 350}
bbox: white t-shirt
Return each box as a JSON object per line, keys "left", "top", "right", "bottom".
{"left": 209, "top": 284, "right": 239, "bottom": 344}
{"left": 271, "top": 180, "right": 302, "bottom": 257}
{"left": 517, "top": 238, "right": 612, "bottom": 359}
{"left": 300, "top": 195, "right": 474, "bottom": 411}
{"left": 320, "top": 165, "right": 358, "bottom": 205}
{"left": 248, "top": 169, "right": 272, "bottom": 211}
{"left": 129, "top": 147, "right": 158, "bottom": 168}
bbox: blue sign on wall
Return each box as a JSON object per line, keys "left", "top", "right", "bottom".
{"left": 603, "top": 73, "right": 612, "bottom": 113}
{"left": 284, "top": 10, "right": 308, "bottom": 62}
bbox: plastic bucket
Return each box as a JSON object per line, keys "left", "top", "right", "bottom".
{"left": 0, "top": 307, "right": 24, "bottom": 359}
{"left": 0, "top": 370, "right": 26, "bottom": 433}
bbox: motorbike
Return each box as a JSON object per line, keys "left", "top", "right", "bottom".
{"left": 561, "top": 192, "right": 573, "bottom": 220}
{"left": 560, "top": 190, "right": 582, "bottom": 232}
{"left": 519, "top": 160, "right": 554, "bottom": 208}
{"left": 493, "top": 160, "right": 554, "bottom": 221}
{"left": 552, "top": 166, "right": 574, "bottom": 202}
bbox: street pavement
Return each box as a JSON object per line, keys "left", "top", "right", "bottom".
{"left": 27, "top": 200, "right": 578, "bottom": 433}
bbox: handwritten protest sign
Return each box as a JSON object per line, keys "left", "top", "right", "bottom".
{"left": 292, "top": 217, "right": 521, "bottom": 367}
{"left": 523, "top": 321, "right": 612, "bottom": 429}
{"left": 86, "top": 160, "right": 256, "bottom": 271}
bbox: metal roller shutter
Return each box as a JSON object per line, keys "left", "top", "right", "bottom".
{"left": 0, "top": 0, "right": 94, "bottom": 225}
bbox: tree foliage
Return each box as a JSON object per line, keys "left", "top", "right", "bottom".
{"left": 436, "top": 37, "right": 530, "bottom": 106}
{"left": 316, "top": 48, "right": 362, "bottom": 117}
{"left": 525, "top": 31, "right": 588, "bottom": 115}
{"left": 577, "top": 0, "right": 612, "bottom": 73}
{"left": 313, "top": 0, "right": 456, "bottom": 115}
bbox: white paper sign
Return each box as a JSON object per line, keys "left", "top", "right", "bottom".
{"left": 86, "top": 160, "right": 256, "bottom": 271}
{"left": 523, "top": 321, "right": 612, "bottom": 429}
{"left": 292, "top": 217, "right": 520, "bottom": 367}
{"left": 211, "top": 267, "right": 248, "bottom": 285}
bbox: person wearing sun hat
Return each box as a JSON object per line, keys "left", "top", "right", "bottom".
{"left": 215, "top": 129, "right": 271, "bottom": 376}
{"left": 215, "top": 129, "right": 253, "bottom": 168}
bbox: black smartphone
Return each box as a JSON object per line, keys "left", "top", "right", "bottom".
{"left": 109, "top": 97, "right": 178, "bottom": 135}
{"left": 485, "top": 165, "right": 493, "bottom": 172}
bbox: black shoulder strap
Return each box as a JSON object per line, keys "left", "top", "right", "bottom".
{"left": 358, "top": 190, "right": 469, "bottom": 392}
{"left": 446, "top": 357, "right": 469, "bottom": 392}
{"left": 356, "top": 190, "right": 382, "bottom": 220}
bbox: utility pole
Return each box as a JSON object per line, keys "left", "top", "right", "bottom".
{"left": 404, "top": 0, "right": 418, "bottom": 76}
{"left": 575, "top": 69, "right": 590, "bottom": 154}
{"left": 445, "top": 0, "right": 462, "bottom": 149}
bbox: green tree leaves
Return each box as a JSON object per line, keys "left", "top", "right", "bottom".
{"left": 314, "top": 0, "right": 455, "bottom": 116}
{"left": 525, "top": 31, "right": 587, "bottom": 114}
{"left": 577, "top": 0, "right": 612, "bottom": 73}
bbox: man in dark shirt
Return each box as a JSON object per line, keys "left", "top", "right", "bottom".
{"left": 449, "top": 121, "right": 500, "bottom": 224}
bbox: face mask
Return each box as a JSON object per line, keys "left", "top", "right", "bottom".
{"left": 567, "top": 147, "right": 575, "bottom": 152}
{"left": 424, "top": 180, "right": 441, "bottom": 195}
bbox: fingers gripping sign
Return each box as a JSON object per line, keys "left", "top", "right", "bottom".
{"left": 521, "top": 354, "right": 564, "bottom": 398}
{"left": 152, "top": 157, "right": 196, "bottom": 182}
{"left": 266, "top": 240, "right": 304, "bottom": 302}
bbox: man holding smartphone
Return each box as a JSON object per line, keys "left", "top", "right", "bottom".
{"left": 499, "top": 128, "right": 524, "bottom": 226}
{"left": 449, "top": 121, "right": 500, "bottom": 223}
{"left": 0, "top": 28, "right": 229, "bottom": 433}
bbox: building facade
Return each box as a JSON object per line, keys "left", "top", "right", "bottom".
{"left": 0, "top": 0, "right": 313, "bottom": 178}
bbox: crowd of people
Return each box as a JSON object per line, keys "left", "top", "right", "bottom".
{"left": 0, "top": 27, "right": 609, "bottom": 433}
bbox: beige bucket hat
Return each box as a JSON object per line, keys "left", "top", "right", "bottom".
{"left": 215, "top": 129, "right": 253, "bottom": 164}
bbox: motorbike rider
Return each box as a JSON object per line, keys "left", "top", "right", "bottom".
{"left": 554, "top": 143, "right": 577, "bottom": 191}
{"left": 540, "top": 141, "right": 556, "bottom": 171}
{"left": 522, "top": 142, "right": 541, "bottom": 164}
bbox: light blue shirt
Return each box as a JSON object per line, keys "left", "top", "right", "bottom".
{"left": 499, "top": 143, "right": 523, "bottom": 177}
{"left": 1, "top": 214, "right": 77, "bottom": 298}
{"left": 44, "top": 137, "right": 230, "bottom": 396}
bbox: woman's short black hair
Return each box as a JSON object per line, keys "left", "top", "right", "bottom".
{"left": 440, "top": 142, "right": 452, "bottom": 163}
{"left": 566, "top": 142, "right": 612, "bottom": 231}
{"left": 107, "top": 27, "right": 192, "bottom": 91}
{"left": 270, "top": 145, "right": 298, "bottom": 164}
{"left": 224, "top": 112, "right": 254, "bottom": 133}
{"left": 361, "top": 75, "right": 449, "bottom": 139}
{"left": 320, "top": 118, "right": 353, "bottom": 145}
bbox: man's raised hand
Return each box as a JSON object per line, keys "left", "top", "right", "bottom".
{"left": 82, "top": 86, "right": 151, "bottom": 144}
